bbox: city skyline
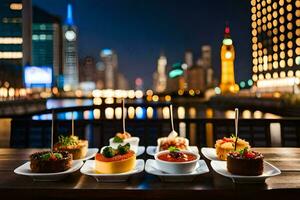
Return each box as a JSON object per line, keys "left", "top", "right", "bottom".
{"left": 33, "top": 0, "right": 251, "bottom": 88}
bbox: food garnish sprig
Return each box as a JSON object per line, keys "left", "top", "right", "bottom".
{"left": 234, "top": 108, "right": 239, "bottom": 151}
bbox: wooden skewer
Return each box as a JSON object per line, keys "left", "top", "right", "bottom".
{"left": 122, "top": 98, "right": 126, "bottom": 133}
{"left": 170, "top": 104, "right": 174, "bottom": 132}
{"left": 234, "top": 108, "right": 239, "bottom": 151}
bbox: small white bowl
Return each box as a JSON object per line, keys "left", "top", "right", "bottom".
{"left": 154, "top": 150, "right": 200, "bottom": 174}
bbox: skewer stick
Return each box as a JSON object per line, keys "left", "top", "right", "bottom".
{"left": 170, "top": 104, "right": 174, "bottom": 132}
{"left": 71, "top": 112, "right": 74, "bottom": 136}
{"left": 234, "top": 108, "right": 239, "bottom": 151}
{"left": 51, "top": 110, "right": 54, "bottom": 152}
{"left": 122, "top": 98, "right": 126, "bottom": 133}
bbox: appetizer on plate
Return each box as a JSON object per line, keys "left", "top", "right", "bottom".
{"left": 54, "top": 135, "right": 88, "bottom": 160}
{"left": 109, "top": 132, "right": 139, "bottom": 153}
{"left": 215, "top": 136, "right": 250, "bottom": 160}
{"left": 30, "top": 151, "right": 72, "bottom": 173}
{"left": 157, "top": 132, "right": 189, "bottom": 152}
{"left": 95, "top": 143, "right": 136, "bottom": 174}
{"left": 154, "top": 147, "right": 200, "bottom": 174}
{"left": 227, "top": 147, "right": 264, "bottom": 176}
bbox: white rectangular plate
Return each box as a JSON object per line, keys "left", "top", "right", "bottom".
{"left": 201, "top": 147, "right": 220, "bottom": 161}
{"left": 80, "top": 159, "right": 144, "bottom": 182}
{"left": 100, "top": 146, "right": 145, "bottom": 157}
{"left": 145, "top": 159, "right": 209, "bottom": 182}
{"left": 211, "top": 160, "right": 281, "bottom": 183}
{"left": 146, "top": 146, "right": 199, "bottom": 156}
{"left": 14, "top": 160, "right": 83, "bottom": 181}
{"left": 76, "top": 148, "right": 99, "bottom": 161}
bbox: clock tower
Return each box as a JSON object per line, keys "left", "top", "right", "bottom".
{"left": 62, "top": 3, "right": 79, "bottom": 91}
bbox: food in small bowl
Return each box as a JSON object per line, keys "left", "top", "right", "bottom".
{"left": 95, "top": 143, "right": 136, "bottom": 174}
{"left": 30, "top": 151, "right": 72, "bottom": 173}
{"left": 227, "top": 147, "right": 264, "bottom": 176}
{"left": 109, "top": 132, "right": 139, "bottom": 153}
{"left": 215, "top": 136, "right": 250, "bottom": 160}
{"left": 54, "top": 135, "right": 88, "bottom": 160}
{"left": 154, "top": 147, "right": 200, "bottom": 174}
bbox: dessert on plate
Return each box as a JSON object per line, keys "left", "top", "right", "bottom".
{"left": 215, "top": 136, "right": 250, "bottom": 160}
{"left": 30, "top": 151, "right": 72, "bottom": 173}
{"left": 157, "top": 131, "right": 189, "bottom": 151}
{"left": 95, "top": 143, "right": 136, "bottom": 174}
{"left": 54, "top": 135, "right": 88, "bottom": 160}
{"left": 227, "top": 147, "right": 264, "bottom": 176}
{"left": 109, "top": 132, "right": 139, "bottom": 153}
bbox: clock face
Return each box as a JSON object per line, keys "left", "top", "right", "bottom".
{"left": 65, "top": 30, "right": 76, "bottom": 41}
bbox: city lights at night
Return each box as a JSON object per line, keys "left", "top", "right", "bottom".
{"left": 0, "top": 0, "right": 300, "bottom": 199}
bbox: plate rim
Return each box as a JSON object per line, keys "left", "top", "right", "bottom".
{"left": 14, "top": 160, "right": 84, "bottom": 176}
{"left": 80, "top": 159, "right": 145, "bottom": 177}
{"left": 201, "top": 147, "right": 220, "bottom": 161}
{"left": 146, "top": 146, "right": 199, "bottom": 156}
{"left": 145, "top": 159, "right": 209, "bottom": 176}
{"left": 210, "top": 160, "right": 281, "bottom": 179}
{"left": 75, "top": 148, "right": 99, "bottom": 161}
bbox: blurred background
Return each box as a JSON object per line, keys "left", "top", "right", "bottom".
{"left": 0, "top": 0, "right": 300, "bottom": 148}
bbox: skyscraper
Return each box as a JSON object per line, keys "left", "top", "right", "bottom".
{"left": 220, "top": 25, "right": 238, "bottom": 93}
{"left": 0, "top": 0, "right": 24, "bottom": 87}
{"left": 251, "top": 0, "right": 300, "bottom": 92}
{"left": 62, "top": 3, "right": 78, "bottom": 91}
{"left": 32, "top": 6, "right": 62, "bottom": 86}
{"left": 153, "top": 54, "right": 167, "bottom": 93}
{"left": 100, "top": 49, "right": 118, "bottom": 89}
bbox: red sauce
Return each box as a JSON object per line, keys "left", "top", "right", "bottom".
{"left": 158, "top": 152, "right": 197, "bottom": 162}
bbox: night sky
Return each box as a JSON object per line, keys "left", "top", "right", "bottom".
{"left": 33, "top": 0, "right": 251, "bottom": 88}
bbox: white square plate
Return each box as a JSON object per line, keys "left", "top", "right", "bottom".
{"left": 211, "top": 160, "right": 281, "bottom": 183}
{"left": 201, "top": 147, "right": 220, "bottom": 161}
{"left": 100, "top": 146, "right": 145, "bottom": 157}
{"left": 146, "top": 146, "right": 199, "bottom": 156}
{"left": 14, "top": 160, "right": 84, "bottom": 181}
{"left": 80, "top": 159, "right": 144, "bottom": 182}
{"left": 145, "top": 159, "right": 209, "bottom": 182}
{"left": 76, "top": 148, "right": 99, "bottom": 161}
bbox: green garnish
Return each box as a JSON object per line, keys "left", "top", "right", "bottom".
{"left": 102, "top": 146, "right": 116, "bottom": 158}
{"left": 102, "top": 143, "right": 131, "bottom": 158}
{"left": 58, "top": 135, "right": 79, "bottom": 146}
{"left": 40, "top": 152, "right": 63, "bottom": 160}
{"left": 118, "top": 143, "right": 130, "bottom": 155}
{"left": 168, "top": 146, "right": 180, "bottom": 153}
{"left": 113, "top": 136, "right": 124, "bottom": 143}
{"left": 238, "top": 147, "right": 248, "bottom": 155}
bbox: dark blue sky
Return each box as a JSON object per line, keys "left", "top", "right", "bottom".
{"left": 33, "top": 0, "right": 251, "bottom": 88}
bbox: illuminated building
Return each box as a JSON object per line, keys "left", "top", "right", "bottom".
{"left": 0, "top": 0, "right": 27, "bottom": 87}
{"left": 100, "top": 49, "right": 118, "bottom": 89}
{"left": 153, "top": 54, "right": 167, "bottom": 93}
{"left": 62, "top": 3, "right": 79, "bottom": 91}
{"left": 32, "top": 6, "right": 62, "bottom": 87}
{"left": 220, "top": 25, "right": 238, "bottom": 94}
{"left": 251, "top": 0, "right": 300, "bottom": 92}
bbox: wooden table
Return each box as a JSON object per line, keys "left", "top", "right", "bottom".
{"left": 0, "top": 148, "right": 300, "bottom": 200}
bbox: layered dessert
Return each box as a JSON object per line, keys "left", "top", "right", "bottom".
{"left": 95, "top": 143, "right": 136, "bottom": 174}
{"left": 227, "top": 148, "right": 264, "bottom": 176}
{"left": 30, "top": 151, "right": 72, "bottom": 173}
{"left": 109, "top": 132, "right": 139, "bottom": 153}
{"left": 215, "top": 136, "right": 250, "bottom": 160}
{"left": 54, "top": 135, "right": 88, "bottom": 160}
{"left": 157, "top": 132, "right": 189, "bottom": 151}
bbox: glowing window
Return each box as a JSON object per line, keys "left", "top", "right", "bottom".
{"left": 266, "top": 73, "right": 271, "bottom": 79}
{"left": 251, "top": 7, "right": 257, "bottom": 13}
{"left": 267, "top": 22, "right": 272, "bottom": 29}
{"left": 253, "top": 51, "right": 258, "bottom": 57}
{"left": 279, "top": 34, "right": 285, "bottom": 41}
{"left": 268, "top": 55, "right": 272, "bottom": 62}
{"left": 267, "top": 5, "right": 272, "bottom": 12}
{"left": 253, "top": 58, "right": 258, "bottom": 65}
{"left": 272, "top": 1, "right": 277, "bottom": 9}
{"left": 279, "top": 25, "right": 285, "bottom": 32}
{"left": 287, "top": 58, "right": 293, "bottom": 66}
{"left": 258, "top": 64, "right": 263, "bottom": 71}
{"left": 257, "top": 11, "right": 262, "bottom": 18}
{"left": 262, "top": 17, "right": 267, "bottom": 24}
{"left": 296, "top": 38, "right": 300, "bottom": 46}
{"left": 273, "top": 72, "right": 279, "bottom": 78}
{"left": 280, "top": 43, "right": 285, "bottom": 50}
{"left": 259, "top": 74, "right": 264, "bottom": 80}
{"left": 297, "top": 47, "right": 300, "bottom": 55}
{"left": 279, "top": 16, "right": 284, "bottom": 24}
{"left": 287, "top": 22, "right": 293, "bottom": 30}
{"left": 273, "top": 28, "right": 278, "bottom": 35}
{"left": 273, "top": 53, "right": 278, "bottom": 60}
{"left": 287, "top": 13, "right": 293, "bottom": 21}
{"left": 288, "top": 70, "right": 293, "bottom": 77}
{"left": 287, "top": 4, "right": 292, "bottom": 12}
{"left": 273, "top": 44, "right": 278, "bottom": 52}
{"left": 273, "top": 61, "right": 279, "bottom": 68}
{"left": 257, "top": 3, "right": 261, "bottom": 10}
{"left": 252, "top": 29, "right": 257, "bottom": 36}
{"left": 296, "top": 0, "right": 300, "bottom": 8}
{"left": 297, "top": 29, "right": 300, "bottom": 36}
{"left": 279, "top": 8, "right": 284, "bottom": 15}
{"left": 287, "top": 41, "right": 293, "bottom": 49}
{"left": 252, "top": 74, "right": 258, "bottom": 81}
{"left": 280, "top": 51, "right": 285, "bottom": 59}
{"left": 273, "top": 19, "right": 278, "bottom": 27}
{"left": 296, "top": 70, "right": 300, "bottom": 77}
{"left": 280, "top": 60, "right": 286, "bottom": 68}
{"left": 287, "top": 32, "right": 293, "bottom": 39}
{"left": 253, "top": 66, "right": 258, "bottom": 73}
{"left": 280, "top": 71, "right": 286, "bottom": 78}
{"left": 272, "top": 11, "right": 278, "bottom": 18}
{"left": 288, "top": 49, "right": 293, "bottom": 57}
{"left": 252, "top": 22, "right": 257, "bottom": 28}
{"left": 252, "top": 36, "right": 258, "bottom": 43}
{"left": 279, "top": 0, "right": 284, "bottom": 6}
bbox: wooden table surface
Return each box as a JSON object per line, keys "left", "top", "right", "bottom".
{"left": 0, "top": 148, "right": 300, "bottom": 200}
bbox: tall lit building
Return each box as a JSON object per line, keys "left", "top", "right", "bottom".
{"left": 153, "top": 54, "right": 167, "bottom": 93}
{"left": 100, "top": 49, "right": 118, "bottom": 89}
{"left": 220, "top": 25, "right": 238, "bottom": 93}
{"left": 32, "top": 6, "right": 62, "bottom": 86}
{"left": 0, "top": 0, "right": 25, "bottom": 87}
{"left": 251, "top": 0, "right": 300, "bottom": 92}
{"left": 62, "top": 3, "right": 78, "bottom": 91}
